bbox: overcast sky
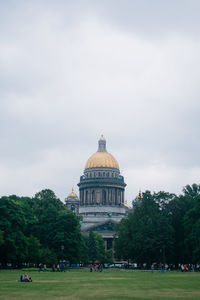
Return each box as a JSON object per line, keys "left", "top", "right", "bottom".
{"left": 0, "top": 0, "right": 200, "bottom": 204}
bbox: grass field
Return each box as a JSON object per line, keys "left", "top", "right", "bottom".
{"left": 0, "top": 269, "right": 200, "bottom": 300}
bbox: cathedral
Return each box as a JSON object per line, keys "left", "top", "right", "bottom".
{"left": 65, "top": 135, "right": 129, "bottom": 250}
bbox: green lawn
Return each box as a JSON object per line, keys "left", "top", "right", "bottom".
{"left": 0, "top": 269, "right": 200, "bottom": 300}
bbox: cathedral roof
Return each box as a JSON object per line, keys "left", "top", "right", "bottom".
{"left": 67, "top": 188, "right": 78, "bottom": 198}
{"left": 84, "top": 135, "right": 119, "bottom": 170}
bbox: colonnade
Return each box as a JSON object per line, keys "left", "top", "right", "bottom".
{"left": 80, "top": 187, "right": 124, "bottom": 206}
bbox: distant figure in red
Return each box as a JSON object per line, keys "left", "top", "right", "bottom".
{"left": 184, "top": 264, "right": 188, "bottom": 272}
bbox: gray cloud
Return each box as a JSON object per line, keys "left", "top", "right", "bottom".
{"left": 0, "top": 1, "right": 200, "bottom": 204}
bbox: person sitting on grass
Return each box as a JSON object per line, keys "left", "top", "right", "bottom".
{"left": 20, "top": 274, "right": 32, "bottom": 282}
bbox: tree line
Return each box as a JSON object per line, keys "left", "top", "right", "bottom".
{"left": 115, "top": 184, "right": 200, "bottom": 267}
{"left": 0, "top": 189, "right": 111, "bottom": 267}
{"left": 1, "top": 184, "right": 200, "bottom": 268}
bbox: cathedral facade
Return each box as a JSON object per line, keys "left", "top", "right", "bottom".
{"left": 65, "top": 135, "right": 129, "bottom": 250}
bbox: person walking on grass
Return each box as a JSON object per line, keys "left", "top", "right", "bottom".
{"left": 89, "top": 264, "right": 93, "bottom": 272}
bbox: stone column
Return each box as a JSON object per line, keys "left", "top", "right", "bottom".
{"left": 80, "top": 190, "right": 82, "bottom": 205}
{"left": 106, "top": 188, "right": 109, "bottom": 205}
{"left": 83, "top": 189, "right": 85, "bottom": 205}
{"left": 108, "top": 188, "right": 111, "bottom": 205}
{"left": 80, "top": 189, "right": 83, "bottom": 205}
{"left": 84, "top": 189, "right": 86, "bottom": 205}
{"left": 96, "top": 190, "right": 100, "bottom": 204}
{"left": 112, "top": 189, "right": 115, "bottom": 205}
{"left": 122, "top": 189, "right": 124, "bottom": 204}
{"left": 89, "top": 189, "right": 91, "bottom": 205}
{"left": 115, "top": 188, "right": 118, "bottom": 205}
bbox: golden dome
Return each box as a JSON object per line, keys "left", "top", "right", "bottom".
{"left": 85, "top": 151, "right": 119, "bottom": 169}
{"left": 85, "top": 136, "right": 119, "bottom": 170}
{"left": 68, "top": 188, "right": 77, "bottom": 198}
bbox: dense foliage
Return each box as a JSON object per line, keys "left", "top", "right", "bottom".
{"left": 0, "top": 189, "right": 113, "bottom": 267}
{"left": 84, "top": 231, "right": 109, "bottom": 263}
{"left": 0, "top": 189, "right": 83, "bottom": 266}
{"left": 1, "top": 184, "right": 200, "bottom": 267}
{"left": 115, "top": 184, "right": 200, "bottom": 266}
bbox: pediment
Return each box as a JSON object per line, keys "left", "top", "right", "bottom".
{"left": 90, "top": 220, "right": 116, "bottom": 232}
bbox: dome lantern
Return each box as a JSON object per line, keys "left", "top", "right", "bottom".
{"left": 84, "top": 136, "right": 119, "bottom": 170}
{"left": 98, "top": 134, "right": 106, "bottom": 151}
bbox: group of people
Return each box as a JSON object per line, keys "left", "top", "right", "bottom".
{"left": 180, "top": 264, "right": 195, "bottom": 272}
{"left": 52, "top": 263, "right": 66, "bottom": 272}
{"left": 19, "top": 273, "right": 32, "bottom": 282}
{"left": 89, "top": 264, "right": 103, "bottom": 272}
{"left": 151, "top": 264, "right": 164, "bottom": 273}
{"left": 39, "top": 263, "right": 47, "bottom": 272}
{"left": 150, "top": 263, "right": 196, "bottom": 273}
{"left": 38, "top": 263, "right": 68, "bottom": 272}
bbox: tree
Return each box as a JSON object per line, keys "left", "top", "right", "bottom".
{"left": 94, "top": 232, "right": 105, "bottom": 263}
{"left": 29, "top": 189, "right": 83, "bottom": 263}
{"left": 79, "top": 235, "right": 89, "bottom": 263}
{"left": 105, "top": 249, "right": 113, "bottom": 264}
{"left": 87, "top": 231, "right": 97, "bottom": 263}
{"left": 115, "top": 217, "right": 131, "bottom": 260}
{"left": 0, "top": 230, "right": 4, "bottom": 247}
{"left": 115, "top": 191, "right": 174, "bottom": 266}
{"left": 0, "top": 190, "right": 83, "bottom": 266}
{"left": 51, "top": 210, "right": 82, "bottom": 263}
{"left": 33, "top": 189, "right": 65, "bottom": 214}
{"left": 0, "top": 196, "right": 30, "bottom": 266}
{"left": 26, "top": 236, "right": 41, "bottom": 264}
{"left": 84, "top": 232, "right": 106, "bottom": 264}
{"left": 39, "top": 247, "right": 57, "bottom": 265}
{"left": 183, "top": 185, "right": 200, "bottom": 263}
